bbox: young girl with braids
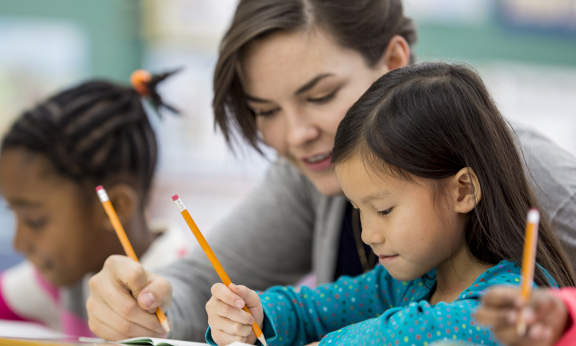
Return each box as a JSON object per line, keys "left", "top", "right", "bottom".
{"left": 204, "top": 63, "right": 576, "bottom": 346}
{"left": 0, "top": 71, "right": 186, "bottom": 337}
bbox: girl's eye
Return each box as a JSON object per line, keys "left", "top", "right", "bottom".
{"left": 252, "top": 108, "right": 280, "bottom": 117}
{"left": 308, "top": 89, "right": 338, "bottom": 104}
{"left": 25, "top": 217, "right": 48, "bottom": 230}
{"left": 377, "top": 208, "right": 393, "bottom": 216}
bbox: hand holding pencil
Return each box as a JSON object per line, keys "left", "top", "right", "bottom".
{"left": 476, "top": 208, "right": 568, "bottom": 346}
{"left": 172, "top": 194, "right": 267, "bottom": 346}
{"left": 96, "top": 186, "right": 170, "bottom": 334}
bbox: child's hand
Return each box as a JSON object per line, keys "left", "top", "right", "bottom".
{"left": 475, "top": 287, "right": 569, "bottom": 346}
{"left": 206, "top": 283, "right": 264, "bottom": 345}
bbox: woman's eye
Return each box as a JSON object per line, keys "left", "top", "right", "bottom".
{"left": 377, "top": 208, "right": 393, "bottom": 216}
{"left": 25, "top": 218, "right": 48, "bottom": 230}
{"left": 308, "top": 89, "right": 338, "bottom": 104}
{"left": 253, "top": 108, "right": 279, "bottom": 117}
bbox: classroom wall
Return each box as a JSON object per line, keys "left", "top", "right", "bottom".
{"left": 0, "top": 0, "right": 575, "bottom": 270}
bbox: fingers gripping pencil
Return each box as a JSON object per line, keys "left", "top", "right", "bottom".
{"left": 172, "top": 194, "right": 268, "bottom": 346}
{"left": 95, "top": 186, "right": 170, "bottom": 334}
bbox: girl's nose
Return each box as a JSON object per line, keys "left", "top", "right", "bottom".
{"left": 285, "top": 108, "right": 320, "bottom": 147}
{"left": 361, "top": 219, "right": 385, "bottom": 247}
{"left": 12, "top": 225, "right": 32, "bottom": 255}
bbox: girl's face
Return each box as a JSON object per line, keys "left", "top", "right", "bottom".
{"left": 0, "top": 148, "right": 112, "bottom": 286}
{"left": 336, "top": 156, "right": 468, "bottom": 282}
{"left": 241, "top": 29, "right": 401, "bottom": 196}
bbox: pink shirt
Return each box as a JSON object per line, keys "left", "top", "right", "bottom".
{"left": 552, "top": 287, "right": 576, "bottom": 346}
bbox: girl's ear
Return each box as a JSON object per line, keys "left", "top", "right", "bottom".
{"left": 99, "top": 184, "right": 139, "bottom": 232}
{"left": 451, "top": 167, "right": 482, "bottom": 214}
{"left": 375, "top": 35, "right": 410, "bottom": 74}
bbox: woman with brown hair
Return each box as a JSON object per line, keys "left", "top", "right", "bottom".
{"left": 86, "top": 0, "right": 576, "bottom": 341}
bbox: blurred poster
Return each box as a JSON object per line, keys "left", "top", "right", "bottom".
{"left": 143, "top": 0, "right": 238, "bottom": 48}
{"left": 0, "top": 17, "right": 89, "bottom": 135}
{"left": 403, "top": 0, "right": 494, "bottom": 25}
{"left": 499, "top": 0, "right": 576, "bottom": 35}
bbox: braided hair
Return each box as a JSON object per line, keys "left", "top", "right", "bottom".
{"left": 1, "top": 71, "right": 177, "bottom": 205}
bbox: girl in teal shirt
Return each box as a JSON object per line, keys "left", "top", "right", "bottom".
{"left": 204, "top": 63, "right": 576, "bottom": 346}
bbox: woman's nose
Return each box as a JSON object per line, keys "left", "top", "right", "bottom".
{"left": 285, "top": 108, "right": 320, "bottom": 147}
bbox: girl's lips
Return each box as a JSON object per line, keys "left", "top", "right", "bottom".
{"left": 301, "top": 152, "right": 333, "bottom": 172}
{"left": 378, "top": 254, "right": 399, "bottom": 263}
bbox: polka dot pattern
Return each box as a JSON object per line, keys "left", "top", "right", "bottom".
{"left": 205, "top": 261, "right": 557, "bottom": 346}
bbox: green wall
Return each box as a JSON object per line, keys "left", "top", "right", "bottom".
{"left": 0, "top": 0, "right": 143, "bottom": 82}
{"left": 415, "top": 22, "right": 576, "bottom": 67}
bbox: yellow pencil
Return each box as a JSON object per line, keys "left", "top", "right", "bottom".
{"left": 517, "top": 208, "right": 540, "bottom": 336}
{"left": 172, "top": 194, "right": 267, "bottom": 346}
{"left": 96, "top": 186, "right": 170, "bottom": 333}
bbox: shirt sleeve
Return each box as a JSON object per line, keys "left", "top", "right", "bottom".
{"left": 205, "top": 265, "right": 434, "bottom": 346}
{"left": 158, "top": 159, "right": 318, "bottom": 341}
{"left": 550, "top": 287, "right": 576, "bottom": 346}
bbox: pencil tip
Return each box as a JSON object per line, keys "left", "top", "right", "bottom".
{"left": 171, "top": 194, "right": 179, "bottom": 201}
{"left": 257, "top": 335, "right": 267, "bottom": 346}
{"left": 161, "top": 319, "right": 171, "bottom": 333}
{"left": 95, "top": 185, "right": 103, "bottom": 191}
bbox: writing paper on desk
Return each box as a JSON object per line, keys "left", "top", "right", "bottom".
{"left": 0, "top": 320, "right": 67, "bottom": 339}
{"left": 116, "top": 338, "right": 208, "bottom": 346}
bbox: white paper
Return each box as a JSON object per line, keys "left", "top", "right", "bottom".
{"left": 0, "top": 320, "right": 67, "bottom": 339}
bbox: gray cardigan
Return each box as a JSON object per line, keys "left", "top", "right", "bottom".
{"left": 160, "top": 124, "right": 576, "bottom": 341}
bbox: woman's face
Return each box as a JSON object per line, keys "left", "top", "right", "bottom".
{"left": 240, "top": 29, "right": 402, "bottom": 196}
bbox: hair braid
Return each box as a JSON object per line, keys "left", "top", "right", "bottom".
{"left": 2, "top": 72, "right": 177, "bottom": 205}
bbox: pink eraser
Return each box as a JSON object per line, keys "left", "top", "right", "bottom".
{"left": 96, "top": 185, "right": 103, "bottom": 191}
{"left": 172, "top": 194, "right": 179, "bottom": 201}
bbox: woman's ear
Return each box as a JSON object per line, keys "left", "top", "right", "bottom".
{"left": 451, "top": 167, "right": 482, "bottom": 214}
{"left": 99, "top": 184, "right": 139, "bottom": 232}
{"left": 375, "top": 35, "right": 410, "bottom": 74}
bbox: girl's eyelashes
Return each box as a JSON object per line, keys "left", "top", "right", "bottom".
{"left": 25, "top": 217, "right": 48, "bottom": 230}
{"left": 377, "top": 208, "right": 393, "bottom": 216}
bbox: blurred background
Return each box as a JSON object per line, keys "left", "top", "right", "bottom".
{"left": 0, "top": 0, "right": 575, "bottom": 270}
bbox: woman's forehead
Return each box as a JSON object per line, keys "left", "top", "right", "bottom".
{"left": 239, "top": 29, "right": 365, "bottom": 96}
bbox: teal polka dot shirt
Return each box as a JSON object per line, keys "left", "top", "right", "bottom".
{"left": 206, "top": 260, "right": 556, "bottom": 346}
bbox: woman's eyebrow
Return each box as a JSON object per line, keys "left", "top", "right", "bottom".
{"left": 294, "top": 73, "right": 334, "bottom": 96}
{"left": 245, "top": 94, "right": 271, "bottom": 103}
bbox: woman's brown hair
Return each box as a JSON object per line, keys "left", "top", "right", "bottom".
{"left": 332, "top": 62, "right": 576, "bottom": 287}
{"left": 213, "top": 0, "right": 417, "bottom": 153}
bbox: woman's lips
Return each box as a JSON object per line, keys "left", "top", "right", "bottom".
{"left": 301, "top": 152, "right": 332, "bottom": 171}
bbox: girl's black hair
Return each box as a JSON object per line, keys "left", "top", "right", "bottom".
{"left": 1, "top": 71, "right": 177, "bottom": 205}
{"left": 332, "top": 62, "right": 576, "bottom": 288}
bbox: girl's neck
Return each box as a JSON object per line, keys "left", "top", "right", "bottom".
{"left": 429, "top": 246, "right": 493, "bottom": 305}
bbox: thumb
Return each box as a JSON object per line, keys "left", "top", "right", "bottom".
{"left": 229, "top": 284, "right": 261, "bottom": 309}
{"left": 137, "top": 270, "right": 173, "bottom": 314}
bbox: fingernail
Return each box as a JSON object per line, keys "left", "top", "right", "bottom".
{"left": 235, "top": 300, "right": 245, "bottom": 308}
{"left": 141, "top": 292, "right": 154, "bottom": 308}
{"left": 523, "top": 308, "right": 534, "bottom": 320}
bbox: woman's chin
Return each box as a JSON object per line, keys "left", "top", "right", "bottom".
{"left": 310, "top": 174, "right": 343, "bottom": 196}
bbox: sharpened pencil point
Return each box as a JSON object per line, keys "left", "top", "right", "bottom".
{"left": 95, "top": 185, "right": 103, "bottom": 191}
{"left": 171, "top": 194, "right": 179, "bottom": 201}
{"left": 257, "top": 334, "right": 267, "bottom": 346}
{"left": 161, "top": 319, "right": 171, "bottom": 334}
